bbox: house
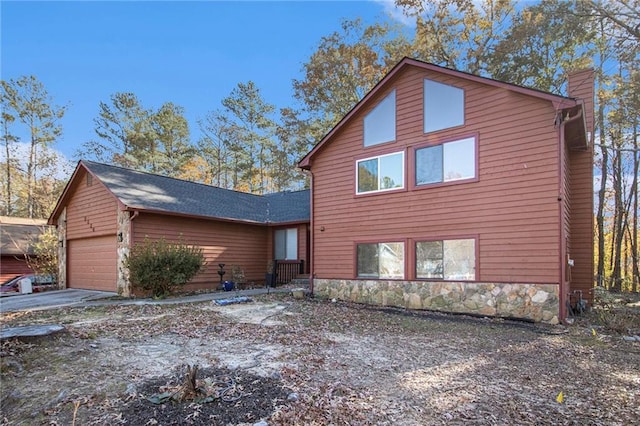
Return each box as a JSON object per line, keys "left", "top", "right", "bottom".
{"left": 299, "top": 58, "right": 594, "bottom": 324}
{"left": 0, "top": 216, "right": 51, "bottom": 282}
{"left": 48, "top": 161, "right": 310, "bottom": 296}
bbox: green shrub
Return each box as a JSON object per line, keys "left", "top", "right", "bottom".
{"left": 125, "top": 237, "right": 206, "bottom": 298}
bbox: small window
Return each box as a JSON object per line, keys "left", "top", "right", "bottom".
{"left": 364, "top": 90, "right": 396, "bottom": 147}
{"left": 86, "top": 174, "right": 93, "bottom": 187}
{"left": 357, "top": 242, "right": 404, "bottom": 279}
{"left": 275, "top": 228, "right": 297, "bottom": 260}
{"left": 424, "top": 79, "right": 464, "bottom": 133}
{"left": 415, "top": 137, "right": 475, "bottom": 186}
{"left": 356, "top": 152, "right": 404, "bottom": 194}
{"left": 416, "top": 239, "right": 475, "bottom": 280}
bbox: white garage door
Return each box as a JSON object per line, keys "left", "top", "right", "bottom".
{"left": 67, "top": 235, "right": 117, "bottom": 292}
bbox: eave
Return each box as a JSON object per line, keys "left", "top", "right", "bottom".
{"left": 299, "top": 57, "right": 579, "bottom": 170}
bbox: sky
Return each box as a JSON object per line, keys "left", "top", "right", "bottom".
{"left": 1, "top": 0, "right": 402, "bottom": 163}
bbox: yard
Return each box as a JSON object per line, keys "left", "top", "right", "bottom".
{"left": 1, "top": 293, "right": 639, "bottom": 425}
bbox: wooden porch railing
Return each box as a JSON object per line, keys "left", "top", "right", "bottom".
{"left": 272, "top": 259, "right": 304, "bottom": 285}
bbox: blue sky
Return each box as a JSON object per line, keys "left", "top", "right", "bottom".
{"left": 1, "top": 1, "right": 400, "bottom": 161}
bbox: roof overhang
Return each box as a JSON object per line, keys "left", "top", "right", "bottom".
{"left": 299, "top": 57, "right": 579, "bottom": 170}
{"left": 562, "top": 102, "right": 589, "bottom": 151}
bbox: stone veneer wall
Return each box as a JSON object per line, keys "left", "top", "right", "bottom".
{"left": 314, "top": 279, "right": 560, "bottom": 324}
{"left": 116, "top": 210, "right": 131, "bottom": 297}
{"left": 56, "top": 207, "right": 67, "bottom": 289}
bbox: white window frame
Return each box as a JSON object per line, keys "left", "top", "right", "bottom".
{"left": 356, "top": 151, "right": 405, "bottom": 195}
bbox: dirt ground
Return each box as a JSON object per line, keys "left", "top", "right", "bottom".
{"left": 1, "top": 293, "right": 639, "bottom": 425}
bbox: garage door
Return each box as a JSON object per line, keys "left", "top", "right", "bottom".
{"left": 67, "top": 235, "right": 117, "bottom": 291}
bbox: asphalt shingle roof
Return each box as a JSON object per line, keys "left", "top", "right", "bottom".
{"left": 83, "top": 161, "right": 309, "bottom": 224}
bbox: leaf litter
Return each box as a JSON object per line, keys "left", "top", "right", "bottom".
{"left": 1, "top": 294, "right": 639, "bottom": 425}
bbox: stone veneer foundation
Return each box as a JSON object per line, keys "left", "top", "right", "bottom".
{"left": 314, "top": 279, "right": 560, "bottom": 324}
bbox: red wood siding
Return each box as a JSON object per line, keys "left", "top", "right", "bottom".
{"left": 132, "top": 213, "right": 269, "bottom": 290}
{"left": 1, "top": 256, "right": 34, "bottom": 282}
{"left": 567, "top": 69, "right": 595, "bottom": 304}
{"left": 67, "top": 235, "right": 118, "bottom": 291}
{"left": 66, "top": 169, "right": 119, "bottom": 239}
{"left": 311, "top": 66, "right": 562, "bottom": 283}
{"left": 60, "top": 168, "right": 120, "bottom": 291}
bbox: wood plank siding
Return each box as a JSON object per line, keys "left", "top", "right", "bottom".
{"left": 0, "top": 257, "right": 34, "bottom": 282}
{"left": 567, "top": 69, "right": 595, "bottom": 304}
{"left": 65, "top": 169, "right": 119, "bottom": 239}
{"left": 311, "top": 66, "right": 563, "bottom": 283}
{"left": 132, "top": 213, "right": 269, "bottom": 290}
{"left": 64, "top": 168, "right": 119, "bottom": 290}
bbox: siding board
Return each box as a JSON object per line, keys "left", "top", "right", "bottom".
{"left": 310, "top": 65, "right": 563, "bottom": 284}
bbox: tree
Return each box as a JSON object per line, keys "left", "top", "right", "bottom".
{"left": 487, "top": 0, "right": 594, "bottom": 93}
{"left": 0, "top": 76, "right": 66, "bottom": 218}
{"left": 80, "top": 94, "right": 194, "bottom": 177}
{"left": 396, "top": 0, "right": 516, "bottom": 75}
{"left": 293, "top": 18, "right": 413, "bottom": 143}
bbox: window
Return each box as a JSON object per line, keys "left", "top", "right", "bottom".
{"left": 357, "top": 152, "right": 404, "bottom": 194}
{"left": 357, "top": 242, "right": 404, "bottom": 279}
{"left": 416, "top": 239, "right": 475, "bottom": 280}
{"left": 415, "top": 137, "right": 475, "bottom": 185}
{"left": 364, "top": 90, "right": 396, "bottom": 147}
{"left": 275, "top": 228, "right": 297, "bottom": 260}
{"left": 424, "top": 79, "right": 464, "bottom": 133}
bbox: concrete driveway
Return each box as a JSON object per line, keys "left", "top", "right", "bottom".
{"left": 0, "top": 289, "right": 116, "bottom": 313}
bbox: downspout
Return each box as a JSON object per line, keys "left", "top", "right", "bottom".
{"left": 306, "top": 169, "right": 315, "bottom": 295}
{"left": 558, "top": 108, "right": 583, "bottom": 323}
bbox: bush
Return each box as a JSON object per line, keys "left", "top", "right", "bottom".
{"left": 125, "top": 237, "right": 206, "bottom": 298}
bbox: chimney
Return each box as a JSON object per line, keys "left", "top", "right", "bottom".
{"left": 567, "top": 68, "right": 595, "bottom": 144}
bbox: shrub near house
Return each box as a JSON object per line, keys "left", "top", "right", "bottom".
{"left": 125, "top": 237, "right": 206, "bottom": 298}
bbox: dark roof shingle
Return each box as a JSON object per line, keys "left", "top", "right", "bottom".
{"left": 83, "top": 161, "right": 309, "bottom": 224}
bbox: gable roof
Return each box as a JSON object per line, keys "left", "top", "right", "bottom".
{"left": 49, "top": 161, "right": 309, "bottom": 225}
{"left": 0, "top": 216, "right": 49, "bottom": 255}
{"left": 299, "top": 57, "right": 581, "bottom": 169}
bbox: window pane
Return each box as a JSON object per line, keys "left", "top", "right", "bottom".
{"left": 416, "top": 241, "right": 443, "bottom": 278}
{"left": 379, "top": 153, "right": 403, "bottom": 190}
{"left": 443, "top": 239, "right": 475, "bottom": 280}
{"left": 424, "top": 79, "right": 464, "bottom": 133}
{"left": 274, "top": 229, "right": 286, "bottom": 260}
{"left": 286, "top": 228, "right": 297, "bottom": 259}
{"left": 364, "top": 90, "right": 396, "bottom": 147}
{"left": 357, "top": 158, "right": 378, "bottom": 193}
{"left": 379, "top": 242, "right": 404, "bottom": 279}
{"left": 415, "top": 145, "right": 443, "bottom": 185}
{"left": 443, "top": 137, "right": 475, "bottom": 181}
{"left": 357, "top": 244, "right": 379, "bottom": 278}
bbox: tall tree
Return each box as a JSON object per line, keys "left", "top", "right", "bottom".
{"left": 0, "top": 84, "right": 19, "bottom": 216}
{"left": 488, "top": 0, "right": 594, "bottom": 93}
{"left": 0, "top": 76, "right": 66, "bottom": 218}
{"left": 396, "top": 0, "right": 516, "bottom": 75}
{"left": 220, "top": 81, "right": 277, "bottom": 194}
{"left": 293, "top": 18, "right": 413, "bottom": 143}
{"left": 80, "top": 93, "right": 194, "bottom": 177}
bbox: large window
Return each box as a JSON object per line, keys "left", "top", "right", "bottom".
{"left": 424, "top": 79, "right": 464, "bottom": 133}
{"left": 416, "top": 239, "right": 475, "bottom": 280}
{"left": 415, "top": 137, "right": 475, "bottom": 186}
{"left": 357, "top": 242, "right": 404, "bottom": 279}
{"left": 275, "top": 228, "right": 297, "bottom": 260}
{"left": 357, "top": 152, "right": 404, "bottom": 194}
{"left": 364, "top": 90, "right": 396, "bottom": 147}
